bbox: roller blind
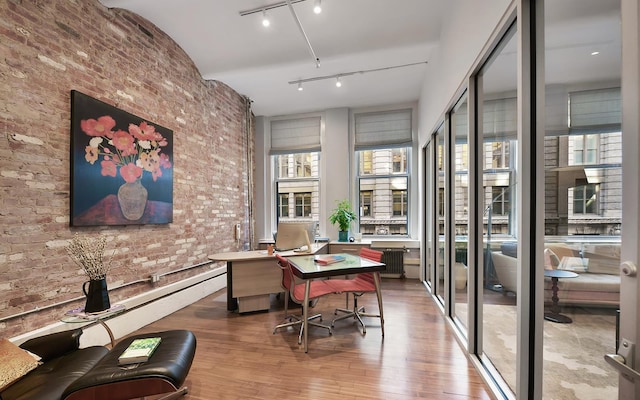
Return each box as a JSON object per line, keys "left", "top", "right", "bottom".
{"left": 569, "top": 88, "right": 621, "bottom": 134}
{"left": 270, "top": 116, "right": 321, "bottom": 155}
{"left": 354, "top": 109, "right": 412, "bottom": 150}
{"left": 482, "top": 98, "right": 517, "bottom": 140}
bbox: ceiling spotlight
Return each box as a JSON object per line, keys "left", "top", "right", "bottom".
{"left": 335, "top": 76, "right": 342, "bottom": 87}
{"left": 591, "top": 51, "right": 600, "bottom": 56}
{"left": 313, "top": 0, "right": 322, "bottom": 14}
{"left": 262, "top": 10, "right": 270, "bottom": 27}
{"left": 297, "top": 82, "right": 303, "bottom": 91}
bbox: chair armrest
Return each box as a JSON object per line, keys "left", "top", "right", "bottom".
{"left": 19, "top": 328, "right": 83, "bottom": 362}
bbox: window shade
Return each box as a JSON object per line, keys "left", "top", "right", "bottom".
{"left": 569, "top": 88, "right": 621, "bottom": 133}
{"left": 270, "top": 116, "right": 321, "bottom": 155}
{"left": 482, "top": 98, "right": 517, "bottom": 140}
{"left": 355, "top": 109, "right": 412, "bottom": 150}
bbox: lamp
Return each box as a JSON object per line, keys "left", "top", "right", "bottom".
{"left": 313, "top": 0, "right": 322, "bottom": 14}
{"left": 335, "top": 76, "right": 342, "bottom": 87}
{"left": 297, "top": 82, "right": 304, "bottom": 91}
{"left": 262, "top": 10, "right": 270, "bottom": 27}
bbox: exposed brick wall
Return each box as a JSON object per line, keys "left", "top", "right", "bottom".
{"left": 0, "top": 0, "right": 254, "bottom": 337}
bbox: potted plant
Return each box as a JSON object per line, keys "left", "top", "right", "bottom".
{"left": 329, "top": 199, "right": 358, "bottom": 242}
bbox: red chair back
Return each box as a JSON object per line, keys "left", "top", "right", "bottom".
{"left": 359, "top": 248, "right": 383, "bottom": 262}
{"left": 276, "top": 253, "right": 294, "bottom": 291}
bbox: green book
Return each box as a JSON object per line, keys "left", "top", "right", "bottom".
{"left": 118, "top": 337, "right": 161, "bottom": 365}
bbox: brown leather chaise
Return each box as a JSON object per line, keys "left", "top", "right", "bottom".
{"left": 1, "top": 329, "right": 196, "bottom": 400}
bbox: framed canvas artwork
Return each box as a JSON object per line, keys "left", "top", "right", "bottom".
{"left": 70, "top": 90, "right": 173, "bottom": 226}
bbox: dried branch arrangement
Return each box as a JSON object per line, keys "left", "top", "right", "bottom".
{"left": 66, "top": 233, "right": 111, "bottom": 280}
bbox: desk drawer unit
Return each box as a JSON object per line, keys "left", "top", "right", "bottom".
{"left": 232, "top": 259, "right": 282, "bottom": 313}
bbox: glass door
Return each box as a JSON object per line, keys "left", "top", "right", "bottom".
{"left": 542, "top": 0, "right": 622, "bottom": 398}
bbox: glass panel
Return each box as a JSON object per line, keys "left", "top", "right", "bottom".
{"left": 424, "top": 143, "right": 434, "bottom": 288}
{"left": 479, "top": 24, "right": 518, "bottom": 393}
{"left": 543, "top": 1, "right": 621, "bottom": 398}
{"left": 452, "top": 95, "right": 469, "bottom": 332}
{"left": 357, "top": 147, "right": 409, "bottom": 236}
{"left": 436, "top": 123, "right": 446, "bottom": 303}
{"left": 275, "top": 152, "right": 320, "bottom": 225}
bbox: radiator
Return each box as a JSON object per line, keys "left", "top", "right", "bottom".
{"left": 377, "top": 249, "right": 405, "bottom": 278}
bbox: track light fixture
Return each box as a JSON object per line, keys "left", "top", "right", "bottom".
{"left": 289, "top": 61, "right": 428, "bottom": 90}
{"left": 240, "top": 0, "right": 321, "bottom": 68}
{"left": 297, "top": 82, "right": 304, "bottom": 91}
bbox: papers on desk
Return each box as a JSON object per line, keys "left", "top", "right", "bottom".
{"left": 314, "top": 254, "right": 346, "bottom": 265}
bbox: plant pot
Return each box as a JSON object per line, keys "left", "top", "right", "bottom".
{"left": 82, "top": 278, "right": 111, "bottom": 313}
{"left": 338, "top": 231, "right": 349, "bottom": 242}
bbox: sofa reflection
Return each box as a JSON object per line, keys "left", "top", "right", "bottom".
{"left": 491, "top": 240, "right": 620, "bottom": 307}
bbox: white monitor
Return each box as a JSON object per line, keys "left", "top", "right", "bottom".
{"left": 275, "top": 221, "right": 315, "bottom": 251}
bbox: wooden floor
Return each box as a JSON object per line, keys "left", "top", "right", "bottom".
{"left": 133, "top": 278, "right": 495, "bottom": 400}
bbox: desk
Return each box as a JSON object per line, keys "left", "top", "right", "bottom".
{"left": 286, "top": 253, "right": 386, "bottom": 352}
{"left": 208, "top": 243, "right": 328, "bottom": 313}
{"left": 544, "top": 269, "right": 579, "bottom": 323}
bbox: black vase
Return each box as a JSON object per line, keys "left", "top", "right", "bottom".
{"left": 82, "top": 278, "right": 111, "bottom": 313}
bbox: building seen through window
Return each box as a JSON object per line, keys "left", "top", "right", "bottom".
{"left": 357, "top": 147, "right": 409, "bottom": 236}
{"left": 275, "top": 152, "right": 319, "bottom": 226}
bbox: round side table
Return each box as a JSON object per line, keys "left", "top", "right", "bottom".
{"left": 544, "top": 269, "right": 578, "bottom": 323}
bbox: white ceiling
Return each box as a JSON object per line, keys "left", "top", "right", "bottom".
{"left": 98, "top": 0, "right": 621, "bottom": 117}
{"left": 98, "top": 0, "right": 447, "bottom": 117}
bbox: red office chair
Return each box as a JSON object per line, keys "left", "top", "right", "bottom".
{"left": 327, "top": 248, "right": 385, "bottom": 336}
{"left": 273, "top": 254, "right": 333, "bottom": 344}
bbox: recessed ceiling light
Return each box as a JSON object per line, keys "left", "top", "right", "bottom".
{"left": 591, "top": 51, "right": 600, "bottom": 56}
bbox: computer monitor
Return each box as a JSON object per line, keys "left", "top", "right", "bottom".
{"left": 274, "top": 221, "right": 316, "bottom": 251}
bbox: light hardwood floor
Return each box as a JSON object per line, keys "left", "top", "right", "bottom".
{"left": 132, "top": 278, "right": 494, "bottom": 400}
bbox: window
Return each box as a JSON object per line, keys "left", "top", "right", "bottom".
{"left": 573, "top": 184, "right": 598, "bottom": 214}
{"left": 392, "top": 149, "right": 407, "bottom": 173}
{"left": 491, "top": 186, "right": 510, "bottom": 216}
{"left": 278, "top": 193, "right": 289, "bottom": 217}
{"left": 295, "top": 153, "right": 312, "bottom": 177}
{"left": 360, "top": 150, "right": 373, "bottom": 175}
{"left": 295, "top": 192, "right": 312, "bottom": 217}
{"left": 357, "top": 150, "right": 409, "bottom": 235}
{"left": 354, "top": 109, "right": 412, "bottom": 237}
{"left": 393, "top": 190, "right": 407, "bottom": 216}
{"left": 491, "top": 142, "right": 510, "bottom": 169}
{"left": 275, "top": 153, "right": 319, "bottom": 222}
{"left": 278, "top": 155, "right": 289, "bottom": 177}
{"left": 360, "top": 190, "right": 372, "bottom": 217}
{"left": 572, "top": 134, "right": 598, "bottom": 165}
{"left": 271, "top": 116, "right": 321, "bottom": 226}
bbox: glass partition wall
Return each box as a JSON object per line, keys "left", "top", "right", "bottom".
{"left": 451, "top": 96, "right": 469, "bottom": 332}
{"left": 541, "top": 1, "right": 621, "bottom": 398}
{"left": 421, "top": 0, "right": 625, "bottom": 398}
{"left": 477, "top": 23, "right": 519, "bottom": 393}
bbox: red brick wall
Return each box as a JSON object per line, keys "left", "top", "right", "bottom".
{"left": 0, "top": 0, "right": 253, "bottom": 337}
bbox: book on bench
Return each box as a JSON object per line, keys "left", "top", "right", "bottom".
{"left": 314, "top": 254, "right": 346, "bottom": 265}
{"left": 118, "top": 337, "right": 162, "bottom": 365}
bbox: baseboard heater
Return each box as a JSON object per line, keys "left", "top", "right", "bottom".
{"left": 374, "top": 248, "right": 405, "bottom": 278}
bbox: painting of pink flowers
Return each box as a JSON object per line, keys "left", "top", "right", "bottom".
{"left": 70, "top": 90, "right": 173, "bottom": 226}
